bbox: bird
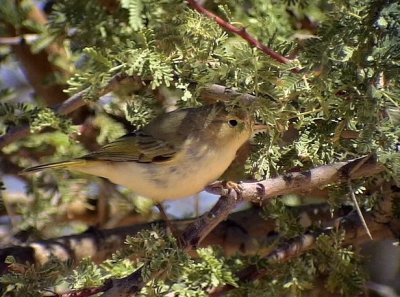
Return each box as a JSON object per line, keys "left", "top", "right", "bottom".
{"left": 22, "top": 103, "right": 256, "bottom": 202}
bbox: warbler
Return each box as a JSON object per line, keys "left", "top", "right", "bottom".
{"left": 23, "top": 103, "right": 256, "bottom": 202}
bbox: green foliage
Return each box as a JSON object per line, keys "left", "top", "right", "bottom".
{"left": 66, "top": 258, "right": 105, "bottom": 289}
{"left": 262, "top": 199, "right": 305, "bottom": 237}
{"left": 0, "top": 103, "right": 72, "bottom": 136}
{"left": 314, "top": 232, "right": 366, "bottom": 296}
{"left": 1, "top": 0, "right": 399, "bottom": 296}
{"left": 112, "top": 228, "right": 238, "bottom": 296}
{"left": 0, "top": 256, "right": 70, "bottom": 297}
{"left": 123, "top": 99, "right": 156, "bottom": 128}
{"left": 178, "top": 247, "right": 238, "bottom": 291}
{"left": 0, "top": 0, "right": 36, "bottom": 32}
{"left": 121, "top": 0, "right": 145, "bottom": 31}
{"left": 117, "top": 227, "right": 188, "bottom": 281}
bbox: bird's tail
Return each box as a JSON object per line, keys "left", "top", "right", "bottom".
{"left": 21, "top": 160, "right": 85, "bottom": 174}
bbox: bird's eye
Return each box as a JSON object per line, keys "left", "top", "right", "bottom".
{"left": 228, "top": 119, "right": 238, "bottom": 127}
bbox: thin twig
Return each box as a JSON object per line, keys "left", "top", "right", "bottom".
{"left": 182, "top": 191, "right": 240, "bottom": 248}
{"left": 348, "top": 181, "right": 373, "bottom": 240}
{"left": 186, "top": 0, "right": 294, "bottom": 65}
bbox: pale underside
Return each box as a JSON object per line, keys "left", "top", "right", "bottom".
{"left": 71, "top": 138, "right": 240, "bottom": 201}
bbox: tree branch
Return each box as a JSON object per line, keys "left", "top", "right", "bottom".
{"left": 3, "top": 182, "right": 397, "bottom": 297}
{"left": 0, "top": 156, "right": 386, "bottom": 269}
{"left": 206, "top": 155, "right": 385, "bottom": 203}
{"left": 209, "top": 208, "right": 399, "bottom": 297}
{"left": 0, "top": 202, "right": 350, "bottom": 270}
{"left": 186, "top": 0, "right": 294, "bottom": 65}
{"left": 6, "top": 1, "right": 70, "bottom": 108}
{"left": 1, "top": 156, "right": 389, "bottom": 296}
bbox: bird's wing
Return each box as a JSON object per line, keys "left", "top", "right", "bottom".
{"left": 80, "top": 130, "right": 180, "bottom": 163}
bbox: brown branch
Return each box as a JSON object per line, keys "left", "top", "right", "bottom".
{"left": 0, "top": 156, "right": 387, "bottom": 268}
{"left": 53, "top": 157, "right": 390, "bottom": 296}
{"left": 209, "top": 208, "right": 399, "bottom": 297}
{"left": 181, "top": 192, "right": 240, "bottom": 248}
{"left": 6, "top": 1, "right": 70, "bottom": 107}
{"left": 0, "top": 156, "right": 388, "bottom": 296}
{"left": 4, "top": 188, "right": 398, "bottom": 297}
{"left": 100, "top": 189, "right": 241, "bottom": 297}
{"left": 186, "top": 0, "right": 294, "bottom": 65}
{"left": 0, "top": 202, "right": 346, "bottom": 270}
{"left": 206, "top": 155, "right": 385, "bottom": 203}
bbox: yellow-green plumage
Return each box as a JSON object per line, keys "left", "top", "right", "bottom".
{"left": 22, "top": 103, "right": 254, "bottom": 202}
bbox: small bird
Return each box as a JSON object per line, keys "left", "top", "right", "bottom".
{"left": 22, "top": 103, "right": 256, "bottom": 202}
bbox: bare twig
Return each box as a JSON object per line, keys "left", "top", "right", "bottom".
{"left": 186, "top": 0, "right": 294, "bottom": 65}
{"left": 182, "top": 191, "right": 240, "bottom": 248}
{"left": 348, "top": 181, "right": 373, "bottom": 240}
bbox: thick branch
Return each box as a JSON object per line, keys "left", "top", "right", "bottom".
{"left": 0, "top": 202, "right": 346, "bottom": 270}
{"left": 206, "top": 155, "right": 385, "bottom": 202}
{"left": 0, "top": 156, "right": 387, "bottom": 271}
{"left": 209, "top": 209, "right": 398, "bottom": 297}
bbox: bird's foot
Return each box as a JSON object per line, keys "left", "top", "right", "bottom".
{"left": 207, "top": 180, "right": 243, "bottom": 197}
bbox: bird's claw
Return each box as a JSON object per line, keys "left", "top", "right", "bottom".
{"left": 207, "top": 180, "right": 243, "bottom": 196}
